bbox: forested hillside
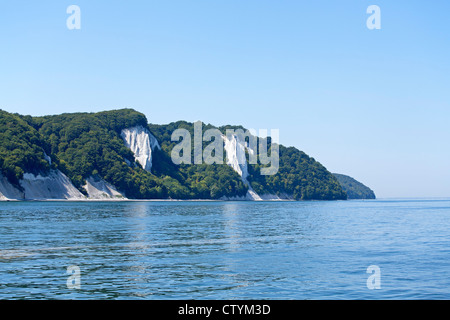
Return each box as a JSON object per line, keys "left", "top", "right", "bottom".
{"left": 0, "top": 110, "right": 51, "bottom": 188}
{"left": 1, "top": 108, "right": 350, "bottom": 200}
{"left": 149, "top": 122, "right": 347, "bottom": 200}
{"left": 333, "top": 173, "right": 376, "bottom": 199}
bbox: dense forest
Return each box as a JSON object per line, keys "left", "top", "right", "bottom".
{"left": 0, "top": 109, "right": 247, "bottom": 199}
{"left": 149, "top": 122, "right": 347, "bottom": 200}
{"left": 333, "top": 173, "right": 376, "bottom": 199}
{"left": 28, "top": 110, "right": 247, "bottom": 199}
{"left": 0, "top": 110, "right": 52, "bottom": 188}
{"left": 0, "top": 108, "right": 352, "bottom": 200}
{"left": 247, "top": 145, "right": 346, "bottom": 200}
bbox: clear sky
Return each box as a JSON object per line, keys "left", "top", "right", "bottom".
{"left": 1, "top": 1, "right": 449, "bottom": 198}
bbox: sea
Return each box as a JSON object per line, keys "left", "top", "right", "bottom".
{"left": 1, "top": 199, "right": 450, "bottom": 299}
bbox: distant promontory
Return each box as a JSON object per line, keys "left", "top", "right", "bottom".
{"left": 333, "top": 173, "right": 376, "bottom": 200}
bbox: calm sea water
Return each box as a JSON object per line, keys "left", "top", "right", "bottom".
{"left": 1, "top": 199, "right": 450, "bottom": 299}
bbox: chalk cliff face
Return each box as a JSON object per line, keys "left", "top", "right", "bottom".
{"left": 222, "top": 133, "right": 255, "bottom": 200}
{"left": 0, "top": 173, "right": 24, "bottom": 200}
{"left": 222, "top": 134, "right": 282, "bottom": 201}
{"left": 222, "top": 134, "right": 295, "bottom": 201}
{"left": 0, "top": 171, "right": 128, "bottom": 201}
{"left": 20, "top": 171, "right": 85, "bottom": 200}
{"left": 83, "top": 176, "right": 126, "bottom": 200}
{"left": 223, "top": 134, "right": 249, "bottom": 183}
{"left": 0, "top": 170, "right": 85, "bottom": 200}
{"left": 121, "top": 126, "right": 161, "bottom": 172}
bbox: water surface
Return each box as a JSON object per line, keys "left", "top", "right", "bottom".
{"left": 1, "top": 199, "right": 450, "bottom": 299}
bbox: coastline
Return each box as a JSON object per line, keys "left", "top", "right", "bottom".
{"left": 0, "top": 198, "right": 350, "bottom": 202}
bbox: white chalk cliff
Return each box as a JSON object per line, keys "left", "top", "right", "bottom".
{"left": 0, "top": 173, "right": 24, "bottom": 200}
{"left": 0, "top": 150, "right": 85, "bottom": 200}
{"left": 0, "top": 171, "right": 129, "bottom": 201}
{"left": 222, "top": 134, "right": 263, "bottom": 200}
{"left": 83, "top": 176, "right": 126, "bottom": 200}
{"left": 223, "top": 134, "right": 250, "bottom": 183}
{"left": 0, "top": 170, "right": 85, "bottom": 200}
{"left": 20, "top": 171, "right": 85, "bottom": 200}
{"left": 222, "top": 134, "right": 291, "bottom": 201}
{"left": 121, "top": 126, "right": 160, "bottom": 172}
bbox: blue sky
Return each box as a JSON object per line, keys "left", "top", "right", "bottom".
{"left": 1, "top": 1, "right": 449, "bottom": 198}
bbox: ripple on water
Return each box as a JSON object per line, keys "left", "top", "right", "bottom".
{"left": 1, "top": 199, "right": 450, "bottom": 299}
